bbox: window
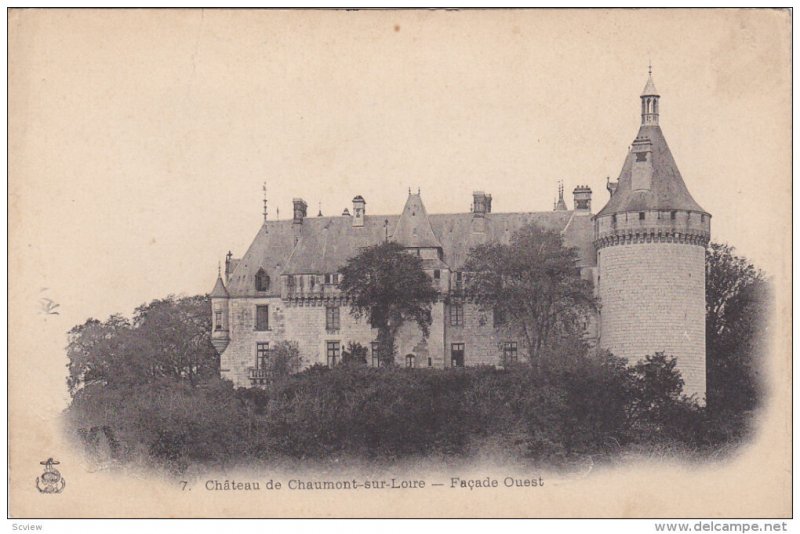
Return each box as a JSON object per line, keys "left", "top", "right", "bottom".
{"left": 255, "top": 305, "right": 269, "bottom": 331}
{"left": 326, "top": 306, "right": 340, "bottom": 331}
{"left": 670, "top": 211, "right": 677, "bottom": 221}
{"left": 455, "top": 271, "right": 463, "bottom": 291}
{"left": 406, "top": 354, "right": 416, "bottom": 368}
{"left": 451, "top": 343, "right": 465, "bottom": 367}
{"left": 256, "top": 342, "right": 270, "bottom": 370}
{"left": 287, "top": 275, "right": 295, "bottom": 291}
{"left": 639, "top": 212, "right": 645, "bottom": 221}
{"left": 502, "top": 342, "right": 518, "bottom": 365}
{"left": 215, "top": 311, "right": 223, "bottom": 330}
{"left": 371, "top": 342, "right": 380, "bottom": 367}
{"left": 450, "top": 304, "right": 464, "bottom": 326}
{"left": 428, "top": 357, "right": 432, "bottom": 368}
{"left": 326, "top": 341, "right": 340, "bottom": 367}
{"left": 433, "top": 269, "right": 440, "bottom": 280}
{"left": 493, "top": 308, "right": 506, "bottom": 327}
{"left": 324, "top": 273, "right": 340, "bottom": 285}
{"left": 611, "top": 214, "right": 617, "bottom": 225}
{"left": 255, "top": 268, "right": 270, "bottom": 291}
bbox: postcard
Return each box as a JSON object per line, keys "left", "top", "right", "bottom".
{"left": 8, "top": 8, "right": 792, "bottom": 518}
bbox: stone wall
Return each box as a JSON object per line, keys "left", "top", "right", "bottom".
{"left": 597, "top": 242, "right": 706, "bottom": 400}
{"left": 444, "top": 302, "right": 524, "bottom": 367}
{"left": 220, "top": 297, "right": 453, "bottom": 386}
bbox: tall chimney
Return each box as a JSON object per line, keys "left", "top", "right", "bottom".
{"left": 352, "top": 195, "right": 366, "bottom": 227}
{"left": 292, "top": 198, "right": 308, "bottom": 224}
{"left": 472, "top": 191, "right": 492, "bottom": 217}
{"left": 572, "top": 185, "right": 592, "bottom": 213}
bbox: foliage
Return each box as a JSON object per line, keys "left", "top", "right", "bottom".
{"left": 259, "top": 340, "right": 303, "bottom": 382}
{"left": 66, "top": 343, "right": 713, "bottom": 471}
{"left": 338, "top": 241, "right": 438, "bottom": 365}
{"left": 704, "top": 242, "right": 769, "bottom": 438}
{"left": 463, "top": 223, "right": 596, "bottom": 362}
{"left": 67, "top": 295, "right": 217, "bottom": 395}
{"left": 340, "top": 341, "right": 368, "bottom": 367}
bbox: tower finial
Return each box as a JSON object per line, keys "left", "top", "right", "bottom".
{"left": 262, "top": 181, "right": 268, "bottom": 222}
{"left": 648, "top": 59, "right": 652, "bottom": 77}
{"left": 318, "top": 201, "right": 323, "bottom": 217}
{"left": 554, "top": 180, "right": 568, "bottom": 211}
{"left": 218, "top": 261, "right": 221, "bottom": 277}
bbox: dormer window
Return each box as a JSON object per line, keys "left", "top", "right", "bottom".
{"left": 255, "top": 269, "right": 270, "bottom": 292}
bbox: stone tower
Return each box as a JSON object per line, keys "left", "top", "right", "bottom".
{"left": 594, "top": 70, "right": 711, "bottom": 400}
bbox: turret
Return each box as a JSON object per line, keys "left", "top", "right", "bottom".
{"left": 210, "top": 269, "right": 230, "bottom": 354}
{"left": 594, "top": 69, "right": 711, "bottom": 401}
{"left": 641, "top": 64, "right": 660, "bottom": 126}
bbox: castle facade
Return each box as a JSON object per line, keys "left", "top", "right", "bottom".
{"left": 210, "top": 73, "right": 711, "bottom": 399}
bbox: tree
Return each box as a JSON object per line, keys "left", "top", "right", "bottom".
{"left": 339, "top": 241, "right": 438, "bottom": 366}
{"left": 463, "top": 223, "right": 596, "bottom": 363}
{"left": 631, "top": 352, "right": 685, "bottom": 417}
{"left": 705, "top": 242, "right": 768, "bottom": 415}
{"left": 341, "top": 341, "right": 368, "bottom": 367}
{"left": 262, "top": 340, "right": 303, "bottom": 380}
{"left": 67, "top": 295, "right": 218, "bottom": 394}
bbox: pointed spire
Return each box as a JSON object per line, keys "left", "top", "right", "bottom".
{"left": 392, "top": 191, "right": 442, "bottom": 249}
{"left": 210, "top": 270, "right": 229, "bottom": 298}
{"left": 554, "top": 180, "right": 568, "bottom": 211}
{"left": 317, "top": 201, "right": 323, "bottom": 217}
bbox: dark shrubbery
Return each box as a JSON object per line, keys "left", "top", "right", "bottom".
{"left": 65, "top": 348, "right": 713, "bottom": 473}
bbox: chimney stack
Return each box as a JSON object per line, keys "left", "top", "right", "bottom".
{"left": 352, "top": 195, "right": 366, "bottom": 227}
{"left": 472, "top": 191, "right": 492, "bottom": 217}
{"left": 572, "top": 185, "right": 592, "bottom": 213}
{"left": 292, "top": 198, "right": 308, "bottom": 224}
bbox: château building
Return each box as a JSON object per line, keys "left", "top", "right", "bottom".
{"left": 209, "top": 71, "right": 711, "bottom": 399}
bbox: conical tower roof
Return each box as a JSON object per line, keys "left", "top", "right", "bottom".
{"left": 597, "top": 124, "right": 707, "bottom": 217}
{"left": 392, "top": 192, "right": 442, "bottom": 249}
{"left": 209, "top": 275, "right": 229, "bottom": 298}
{"left": 641, "top": 74, "right": 659, "bottom": 96}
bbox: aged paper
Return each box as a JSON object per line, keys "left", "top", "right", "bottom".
{"left": 8, "top": 8, "right": 791, "bottom": 518}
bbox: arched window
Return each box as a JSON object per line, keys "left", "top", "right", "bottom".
{"left": 405, "top": 354, "right": 416, "bottom": 368}
{"left": 255, "top": 268, "right": 270, "bottom": 292}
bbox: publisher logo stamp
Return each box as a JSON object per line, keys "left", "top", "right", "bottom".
{"left": 36, "top": 458, "right": 66, "bottom": 494}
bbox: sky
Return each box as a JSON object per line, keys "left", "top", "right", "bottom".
{"left": 9, "top": 9, "right": 792, "bottom": 345}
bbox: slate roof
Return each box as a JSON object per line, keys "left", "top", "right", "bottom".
{"left": 392, "top": 193, "right": 443, "bottom": 249}
{"left": 641, "top": 74, "right": 660, "bottom": 96}
{"left": 222, "top": 198, "right": 595, "bottom": 298}
{"left": 209, "top": 275, "right": 229, "bottom": 298}
{"left": 225, "top": 222, "right": 301, "bottom": 298}
{"left": 596, "top": 124, "right": 707, "bottom": 217}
